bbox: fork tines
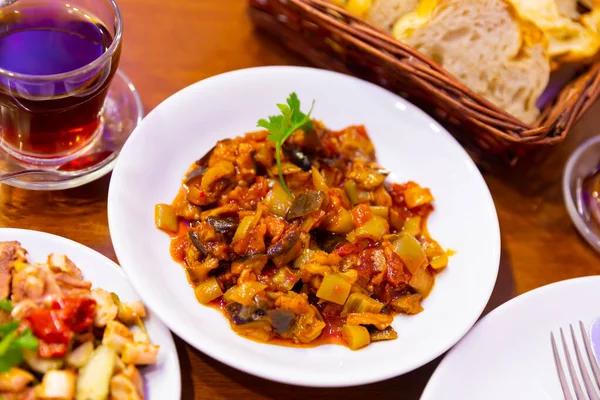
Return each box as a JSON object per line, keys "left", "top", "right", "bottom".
{"left": 552, "top": 321, "right": 600, "bottom": 400}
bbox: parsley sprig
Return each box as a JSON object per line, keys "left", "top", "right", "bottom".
{"left": 258, "top": 93, "right": 315, "bottom": 197}
{"left": 0, "top": 300, "right": 38, "bottom": 373}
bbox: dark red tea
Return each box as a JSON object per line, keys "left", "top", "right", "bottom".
{"left": 0, "top": 3, "right": 120, "bottom": 161}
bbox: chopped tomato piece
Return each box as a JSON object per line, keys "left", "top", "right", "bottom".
{"left": 53, "top": 297, "right": 96, "bottom": 333}
{"left": 351, "top": 204, "right": 372, "bottom": 227}
{"left": 333, "top": 242, "right": 358, "bottom": 257}
{"left": 27, "top": 309, "right": 71, "bottom": 357}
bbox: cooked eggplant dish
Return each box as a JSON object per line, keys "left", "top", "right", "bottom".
{"left": 156, "top": 94, "right": 449, "bottom": 350}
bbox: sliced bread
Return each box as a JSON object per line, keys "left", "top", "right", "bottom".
{"left": 392, "top": 0, "right": 550, "bottom": 123}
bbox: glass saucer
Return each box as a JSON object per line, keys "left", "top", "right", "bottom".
{"left": 563, "top": 135, "right": 600, "bottom": 253}
{"left": 0, "top": 70, "right": 143, "bottom": 191}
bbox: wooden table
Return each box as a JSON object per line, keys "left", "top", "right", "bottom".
{"left": 1, "top": 0, "right": 599, "bottom": 398}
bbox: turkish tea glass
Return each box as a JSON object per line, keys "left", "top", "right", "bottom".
{"left": 0, "top": 0, "right": 123, "bottom": 165}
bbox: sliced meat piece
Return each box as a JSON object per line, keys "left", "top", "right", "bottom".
{"left": 55, "top": 273, "right": 92, "bottom": 297}
{"left": 12, "top": 265, "right": 62, "bottom": 304}
{"left": 54, "top": 273, "right": 92, "bottom": 289}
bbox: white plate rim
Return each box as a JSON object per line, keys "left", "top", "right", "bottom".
{"left": 0, "top": 228, "right": 182, "bottom": 399}
{"left": 421, "top": 275, "right": 600, "bottom": 399}
{"left": 108, "top": 65, "right": 501, "bottom": 387}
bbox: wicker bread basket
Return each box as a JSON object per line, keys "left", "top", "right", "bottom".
{"left": 248, "top": 0, "right": 600, "bottom": 164}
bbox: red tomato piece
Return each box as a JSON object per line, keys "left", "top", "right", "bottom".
{"left": 333, "top": 242, "right": 358, "bottom": 257}
{"left": 53, "top": 297, "right": 96, "bottom": 333}
{"left": 351, "top": 204, "right": 372, "bottom": 227}
{"left": 27, "top": 309, "right": 69, "bottom": 344}
{"left": 384, "top": 246, "right": 410, "bottom": 286}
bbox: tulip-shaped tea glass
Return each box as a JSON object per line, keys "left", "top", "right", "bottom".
{"left": 0, "top": 0, "right": 142, "bottom": 189}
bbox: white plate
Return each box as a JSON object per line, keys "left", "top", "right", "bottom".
{"left": 108, "top": 66, "right": 500, "bottom": 387}
{"left": 422, "top": 276, "right": 600, "bottom": 400}
{"left": 0, "top": 228, "right": 181, "bottom": 399}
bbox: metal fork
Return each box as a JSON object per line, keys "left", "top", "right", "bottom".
{"left": 551, "top": 322, "right": 600, "bottom": 400}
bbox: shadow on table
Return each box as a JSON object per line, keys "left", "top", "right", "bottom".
{"left": 482, "top": 246, "right": 516, "bottom": 317}
{"left": 175, "top": 337, "right": 196, "bottom": 400}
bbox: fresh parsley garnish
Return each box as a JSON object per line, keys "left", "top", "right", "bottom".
{"left": 0, "top": 300, "right": 13, "bottom": 312}
{"left": 0, "top": 322, "right": 18, "bottom": 336}
{"left": 257, "top": 93, "right": 315, "bottom": 197}
{"left": 0, "top": 322, "right": 38, "bottom": 373}
{"left": 14, "top": 329, "right": 39, "bottom": 351}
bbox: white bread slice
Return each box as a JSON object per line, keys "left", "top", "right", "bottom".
{"left": 393, "top": 0, "right": 550, "bottom": 123}
{"left": 367, "top": 0, "right": 420, "bottom": 32}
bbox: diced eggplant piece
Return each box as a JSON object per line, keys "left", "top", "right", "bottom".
{"left": 290, "top": 280, "right": 304, "bottom": 293}
{"left": 195, "top": 145, "right": 216, "bottom": 167}
{"left": 231, "top": 320, "right": 273, "bottom": 342}
{"left": 314, "top": 231, "right": 349, "bottom": 253}
{"left": 232, "top": 254, "right": 269, "bottom": 275}
{"left": 188, "top": 231, "right": 208, "bottom": 256}
{"left": 369, "top": 326, "right": 398, "bottom": 342}
{"left": 267, "top": 309, "right": 296, "bottom": 335}
{"left": 185, "top": 166, "right": 207, "bottom": 184}
{"left": 225, "top": 303, "right": 268, "bottom": 325}
{"left": 283, "top": 145, "right": 312, "bottom": 172}
{"left": 267, "top": 228, "right": 303, "bottom": 267}
{"left": 201, "top": 161, "right": 235, "bottom": 192}
{"left": 290, "top": 305, "right": 326, "bottom": 343}
{"left": 286, "top": 190, "right": 325, "bottom": 220}
{"left": 186, "top": 256, "right": 220, "bottom": 283}
{"left": 206, "top": 215, "right": 239, "bottom": 235}
{"left": 267, "top": 230, "right": 300, "bottom": 257}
